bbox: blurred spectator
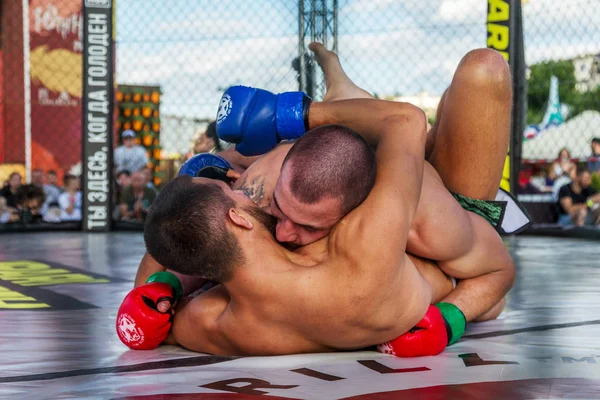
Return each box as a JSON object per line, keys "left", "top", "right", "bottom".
{"left": 113, "top": 170, "right": 131, "bottom": 220}
{"left": 191, "top": 121, "right": 223, "bottom": 157}
{"left": 551, "top": 148, "right": 576, "bottom": 178}
{"left": 0, "top": 197, "right": 18, "bottom": 224}
{"left": 115, "top": 170, "right": 131, "bottom": 202}
{"left": 119, "top": 171, "right": 156, "bottom": 222}
{"left": 117, "top": 170, "right": 132, "bottom": 187}
{"left": 58, "top": 174, "right": 82, "bottom": 221}
{"left": 31, "top": 169, "right": 44, "bottom": 186}
{"left": 31, "top": 168, "right": 61, "bottom": 215}
{"left": 588, "top": 137, "right": 600, "bottom": 173}
{"left": 141, "top": 166, "right": 159, "bottom": 194}
{"left": 545, "top": 164, "right": 557, "bottom": 186}
{"left": 557, "top": 166, "right": 600, "bottom": 226}
{"left": 0, "top": 172, "right": 22, "bottom": 208}
{"left": 552, "top": 163, "right": 576, "bottom": 201}
{"left": 46, "top": 170, "right": 63, "bottom": 193}
{"left": 14, "top": 184, "right": 46, "bottom": 224}
{"left": 114, "top": 130, "right": 149, "bottom": 173}
{"left": 529, "top": 165, "right": 552, "bottom": 193}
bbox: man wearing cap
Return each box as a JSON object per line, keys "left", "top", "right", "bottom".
{"left": 114, "top": 130, "right": 149, "bottom": 174}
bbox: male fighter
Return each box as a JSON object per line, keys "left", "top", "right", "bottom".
{"left": 117, "top": 45, "right": 516, "bottom": 354}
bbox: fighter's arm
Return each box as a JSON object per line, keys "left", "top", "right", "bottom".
{"left": 134, "top": 252, "right": 209, "bottom": 295}
{"left": 216, "top": 147, "right": 260, "bottom": 169}
{"left": 309, "top": 99, "right": 427, "bottom": 267}
{"left": 134, "top": 252, "right": 165, "bottom": 287}
{"left": 436, "top": 212, "right": 516, "bottom": 322}
{"left": 170, "top": 284, "right": 233, "bottom": 355}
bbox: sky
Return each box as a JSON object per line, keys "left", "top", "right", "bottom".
{"left": 115, "top": 0, "right": 600, "bottom": 122}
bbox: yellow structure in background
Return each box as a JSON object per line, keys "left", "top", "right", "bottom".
{"left": 487, "top": 0, "right": 512, "bottom": 192}
{"left": 0, "top": 164, "right": 26, "bottom": 184}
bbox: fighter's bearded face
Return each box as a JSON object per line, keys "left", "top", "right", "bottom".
{"left": 199, "top": 178, "right": 278, "bottom": 238}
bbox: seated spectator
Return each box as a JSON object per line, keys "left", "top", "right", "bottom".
{"left": 46, "top": 170, "right": 64, "bottom": 194}
{"left": 0, "top": 172, "right": 22, "bottom": 208}
{"left": 0, "top": 196, "right": 19, "bottom": 224}
{"left": 141, "top": 166, "right": 159, "bottom": 194}
{"left": 115, "top": 170, "right": 131, "bottom": 202}
{"left": 31, "top": 168, "right": 61, "bottom": 216}
{"left": 551, "top": 148, "right": 576, "bottom": 178}
{"left": 552, "top": 163, "right": 575, "bottom": 201}
{"left": 58, "top": 174, "right": 82, "bottom": 221}
{"left": 113, "top": 170, "right": 131, "bottom": 220}
{"left": 13, "top": 184, "right": 46, "bottom": 224}
{"left": 545, "top": 164, "right": 557, "bottom": 187}
{"left": 588, "top": 137, "right": 600, "bottom": 173}
{"left": 119, "top": 171, "right": 156, "bottom": 222}
{"left": 114, "top": 130, "right": 149, "bottom": 173}
{"left": 529, "top": 165, "right": 552, "bottom": 193}
{"left": 557, "top": 166, "right": 600, "bottom": 226}
{"left": 31, "top": 168, "right": 44, "bottom": 186}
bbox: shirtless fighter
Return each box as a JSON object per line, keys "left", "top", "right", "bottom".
{"left": 117, "top": 45, "right": 516, "bottom": 356}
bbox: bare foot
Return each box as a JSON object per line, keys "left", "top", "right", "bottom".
{"left": 308, "top": 42, "right": 372, "bottom": 102}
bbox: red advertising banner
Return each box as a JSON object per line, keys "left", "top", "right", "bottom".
{"left": 0, "top": 1, "right": 26, "bottom": 166}
{"left": 29, "top": 0, "right": 83, "bottom": 182}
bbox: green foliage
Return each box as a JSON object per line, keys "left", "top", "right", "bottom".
{"left": 526, "top": 59, "right": 600, "bottom": 124}
{"left": 592, "top": 172, "right": 600, "bottom": 192}
{"left": 568, "top": 86, "right": 600, "bottom": 118}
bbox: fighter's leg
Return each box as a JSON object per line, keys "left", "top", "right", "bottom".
{"left": 312, "top": 43, "right": 511, "bottom": 322}
{"left": 309, "top": 42, "right": 372, "bottom": 102}
{"left": 475, "top": 298, "right": 505, "bottom": 322}
{"left": 312, "top": 41, "right": 441, "bottom": 152}
{"left": 425, "top": 89, "right": 448, "bottom": 159}
{"left": 428, "top": 49, "right": 512, "bottom": 200}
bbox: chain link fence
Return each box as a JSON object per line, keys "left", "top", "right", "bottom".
{"left": 1, "top": 0, "right": 599, "bottom": 231}
{"left": 517, "top": 0, "right": 600, "bottom": 229}
{"left": 112, "top": 0, "right": 302, "bottom": 227}
{"left": 1, "top": 0, "right": 83, "bottom": 227}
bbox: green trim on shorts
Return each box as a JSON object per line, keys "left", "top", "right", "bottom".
{"left": 451, "top": 192, "right": 505, "bottom": 228}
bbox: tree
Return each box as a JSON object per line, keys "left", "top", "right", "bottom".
{"left": 527, "top": 59, "right": 600, "bottom": 124}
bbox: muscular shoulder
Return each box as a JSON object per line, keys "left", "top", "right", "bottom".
{"left": 172, "top": 285, "right": 231, "bottom": 354}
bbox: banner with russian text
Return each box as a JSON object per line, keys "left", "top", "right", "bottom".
{"left": 82, "top": 0, "right": 114, "bottom": 231}
{"left": 29, "top": 0, "right": 83, "bottom": 183}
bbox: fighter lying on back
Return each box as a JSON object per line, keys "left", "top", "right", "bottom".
{"left": 119, "top": 45, "right": 517, "bottom": 356}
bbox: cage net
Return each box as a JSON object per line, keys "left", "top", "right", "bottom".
{"left": 1, "top": 0, "right": 599, "bottom": 231}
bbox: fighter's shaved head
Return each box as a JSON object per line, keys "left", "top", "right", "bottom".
{"left": 282, "top": 124, "right": 376, "bottom": 216}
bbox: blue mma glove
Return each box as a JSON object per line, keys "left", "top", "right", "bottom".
{"left": 178, "top": 153, "right": 233, "bottom": 183}
{"left": 216, "top": 85, "right": 311, "bottom": 156}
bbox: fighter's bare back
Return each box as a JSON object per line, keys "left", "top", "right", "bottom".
{"left": 168, "top": 141, "right": 489, "bottom": 356}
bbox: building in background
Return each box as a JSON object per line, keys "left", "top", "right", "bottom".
{"left": 573, "top": 53, "right": 600, "bottom": 93}
{"left": 389, "top": 91, "right": 442, "bottom": 122}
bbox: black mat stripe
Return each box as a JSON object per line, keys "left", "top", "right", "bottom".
{"left": 0, "top": 280, "right": 98, "bottom": 311}
{"left": 464, "top": 319, "right": 600, "bottom": 339}
{"left": 0, "top": 355, "right": 237, "bottom": 383}
{"left": 2, "top": 320, "right": 599, "bottom": 384}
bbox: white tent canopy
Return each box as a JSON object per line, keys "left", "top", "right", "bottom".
{"left": 521, "top": 110, "right": 600, "bottom": 160}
